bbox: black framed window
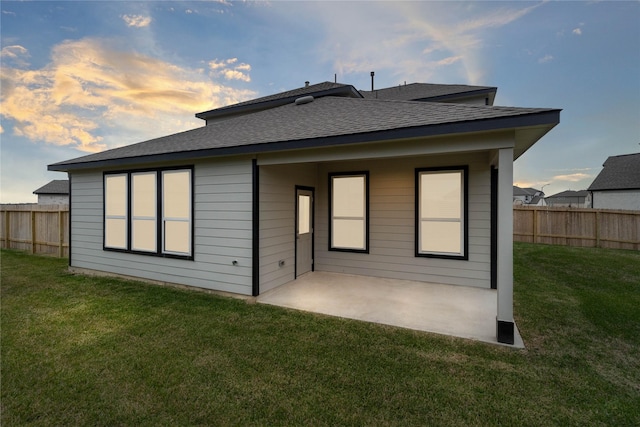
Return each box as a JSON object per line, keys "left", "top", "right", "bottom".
{"left": 329, "top": 171, "right": 369, "bottom": 253}
{"left": 415, "top": 166, "right": 468, "bottom": 259}
{"left": 104, "top": 166, "right": 193, "bottom": 259}
{"left": 104, "top": 173, "right": 128, "bottom": 250}
{"left": 131, "top": 171, "right": 157, "bottom": 252}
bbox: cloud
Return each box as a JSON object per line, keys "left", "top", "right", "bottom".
{"left": 435, "top": 56, "right": 463, "bottom": 66}
{"left": 303, "top": 1, "right": 544, "bottom": 86}
{"left": 208, "top": 58, "right": 251, "bottom": 82}
{"left": 553, "top": 173, "right": 592, "bottom": 182}
{"left": 572, "top": 28, "right": 582, "bottom": 36}
{"left": 538, "top": 54, "right": 554, "bottom": 64}
{"left": 1, "top": 45, "right": 30, "bottom": 67}
{"left": 513, "top": 181, "right": 537, "bottom": 188}
{"left": 122, "top": 14, "right": 152, "bottom": 28}
{"left": 1, "top": 38, "right": 256, "bottom": 152}
{"left": 1, "top": 45, "right": 29, "bottom": 59}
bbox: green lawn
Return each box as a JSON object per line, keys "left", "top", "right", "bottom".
{"left": 2, "top": 244, "right": 639, "bottom": 426}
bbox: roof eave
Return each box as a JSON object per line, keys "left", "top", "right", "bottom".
{"left": 588, "top": 186, "right": 640, "bottom": 192}
{"left": 419, "top": 87, "right": 498, "bottom": 103}
{"left": 49, "top": 109, "right": 561, "bottom": 172}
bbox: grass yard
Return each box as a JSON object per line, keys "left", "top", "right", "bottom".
{"left": 1, "top": 243, "right": 639, "bottom": 426}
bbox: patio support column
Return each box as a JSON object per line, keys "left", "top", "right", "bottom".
{"left": 496, "top": 147, "right": 515, "bottom": 344}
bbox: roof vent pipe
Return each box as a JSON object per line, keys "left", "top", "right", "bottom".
{"left": 370, "top": 71, "right": 375, "bottom": 91}
{"left": 305, "top": 81, "right": 310, "bottom": 87}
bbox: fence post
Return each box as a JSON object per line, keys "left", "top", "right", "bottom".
{"left": 595, "top": 211, "right": 600, "bottom": 248}
{"left": 31, "top": 211, "right": 36, "bottom": 254}
{"left": 533, "top": 209, "right": 538, "bottom": 244}
{"left": 3, "top": 210, "right": 9, "bottom": 249}
{"left": 58, "top": 208, "right": 64, "bottom": 258}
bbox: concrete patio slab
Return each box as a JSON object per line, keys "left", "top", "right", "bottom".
{"left": 257, "top": 272, "right": 524, "bottom": 348}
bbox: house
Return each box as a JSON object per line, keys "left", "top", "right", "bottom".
{"left": 48, "top": 80, "right": 560, "bottom": 345}
{"left": 545, "top": 190, "right": 589, "bottom": 208}
{"left": 513, "top": 186, "right": 546, "bottom": 206}
{"left": 33, "top": 179, "right": 69, "bottom": 205}
{"left": 588, "top": 153, "right": 640, "bottom": 211}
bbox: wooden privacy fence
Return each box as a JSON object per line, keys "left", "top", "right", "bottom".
{"left": 2, "top": 205, "right": 638, "bottom": 258}
{"left": 1, "top": 205, "right": 69, "bottom": 257}
{"left": 514, "top": 207, "right": 640, "bottom": 250}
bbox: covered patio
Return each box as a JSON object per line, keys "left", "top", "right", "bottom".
{"left": 257, "top": 272, "right": 524, "bottom": 348}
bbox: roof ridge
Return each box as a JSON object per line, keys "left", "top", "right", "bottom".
{"left": 195, "top": 81, "right": 360, "bottom": 120}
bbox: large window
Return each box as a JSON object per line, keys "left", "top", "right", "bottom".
{"left": 104, "top": 174, "right": 128, "bottom": 250}
{"left": 416, "top": 166, "right": 468, "bottom": 259}
{"left": 329, "top": 172, "right": 369, "bottom": 252}
{"left": 131, "top": 172, "right": 157, "bottom": 252}
{"left": 104, "top": 167, "right": 193, "bottom": 258}
{"left": 162, "top": 170, "right": 192, "bottom": 255}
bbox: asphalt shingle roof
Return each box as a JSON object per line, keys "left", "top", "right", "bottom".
{"left": 50, "top": 97, "right": 559, "bottom": 171}
{"left": 33, "top": 180, "right": 69, "bottom": 195}
{"left": 547, "top": 190, "right": 588, "bottom": 199}
{"left": 360, "top": 83, "right": 496, "bottom": 101}
{"left": 195, "top": 82, "right": 359, "bottom": 120}
{"left": 588, "top": 153, "right": 640, "bottom": 191}
{"left": 513, "top": 186, "right": 541, "bottom": 196}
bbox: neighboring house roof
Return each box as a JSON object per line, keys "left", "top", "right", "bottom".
{"left": 195, "top": 82, "right": 362, "bottom": 121}
{"left": 360, "top": 83, "right": 496, "bottom": 104}
{"left": 588, "top": 152, "right": 640, "bottom": 191}
{"left": 33, "top": 180, "right": 69, "bottom": 195}
{"left": 49, "top": 95, "right": 560, "bottom": 171}
{"left": 546, "top": 190, "right": 588, "bottom": 199}
{"left": 529, "top": 195, "right": 545, "bottom": 205}
{"left": 513, "top": 186, "right": 541, "bottom": 197}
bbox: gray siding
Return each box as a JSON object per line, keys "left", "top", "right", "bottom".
{"left": 38, "top": 194, "right": 69, "bottom": 205}
{"left": 592, "top": 190, "right": 640, "bottom": 211}
{"left": 70, "top": 157, "right": 254, "bottom": 295}
{"left": 314, "top": 153, "right": 492, "bottom": 288}
{"left": 259, "top": 164, "right": 317, "bottom": 292}
{"left": 70, "top": 151, "right": 493, "bottom": 295}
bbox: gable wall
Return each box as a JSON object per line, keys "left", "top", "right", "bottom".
{"left": 38, "top": 194, "right": 69, "bottom": 205}
{"left": 69, "top": 157, "right": 254, "bottom": 295}
{"left": 315, "top": 152, "right": 492, "bottom": 288}
{"left": 591, "top": 190, "right": 640, "bottom": 211}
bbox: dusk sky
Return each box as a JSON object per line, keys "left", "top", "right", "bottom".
{"left": 1, "top": 1, "right": 639, "bottom": 203}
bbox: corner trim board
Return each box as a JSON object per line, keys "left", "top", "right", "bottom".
{"left": 490, "top": 165, "right": 498, "bottom": 289}
{"left": 252, "top": 159, "right": 260, "bottom": 297}
{"left": 68, "top": 172, "right": 72, "bottom": 267}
